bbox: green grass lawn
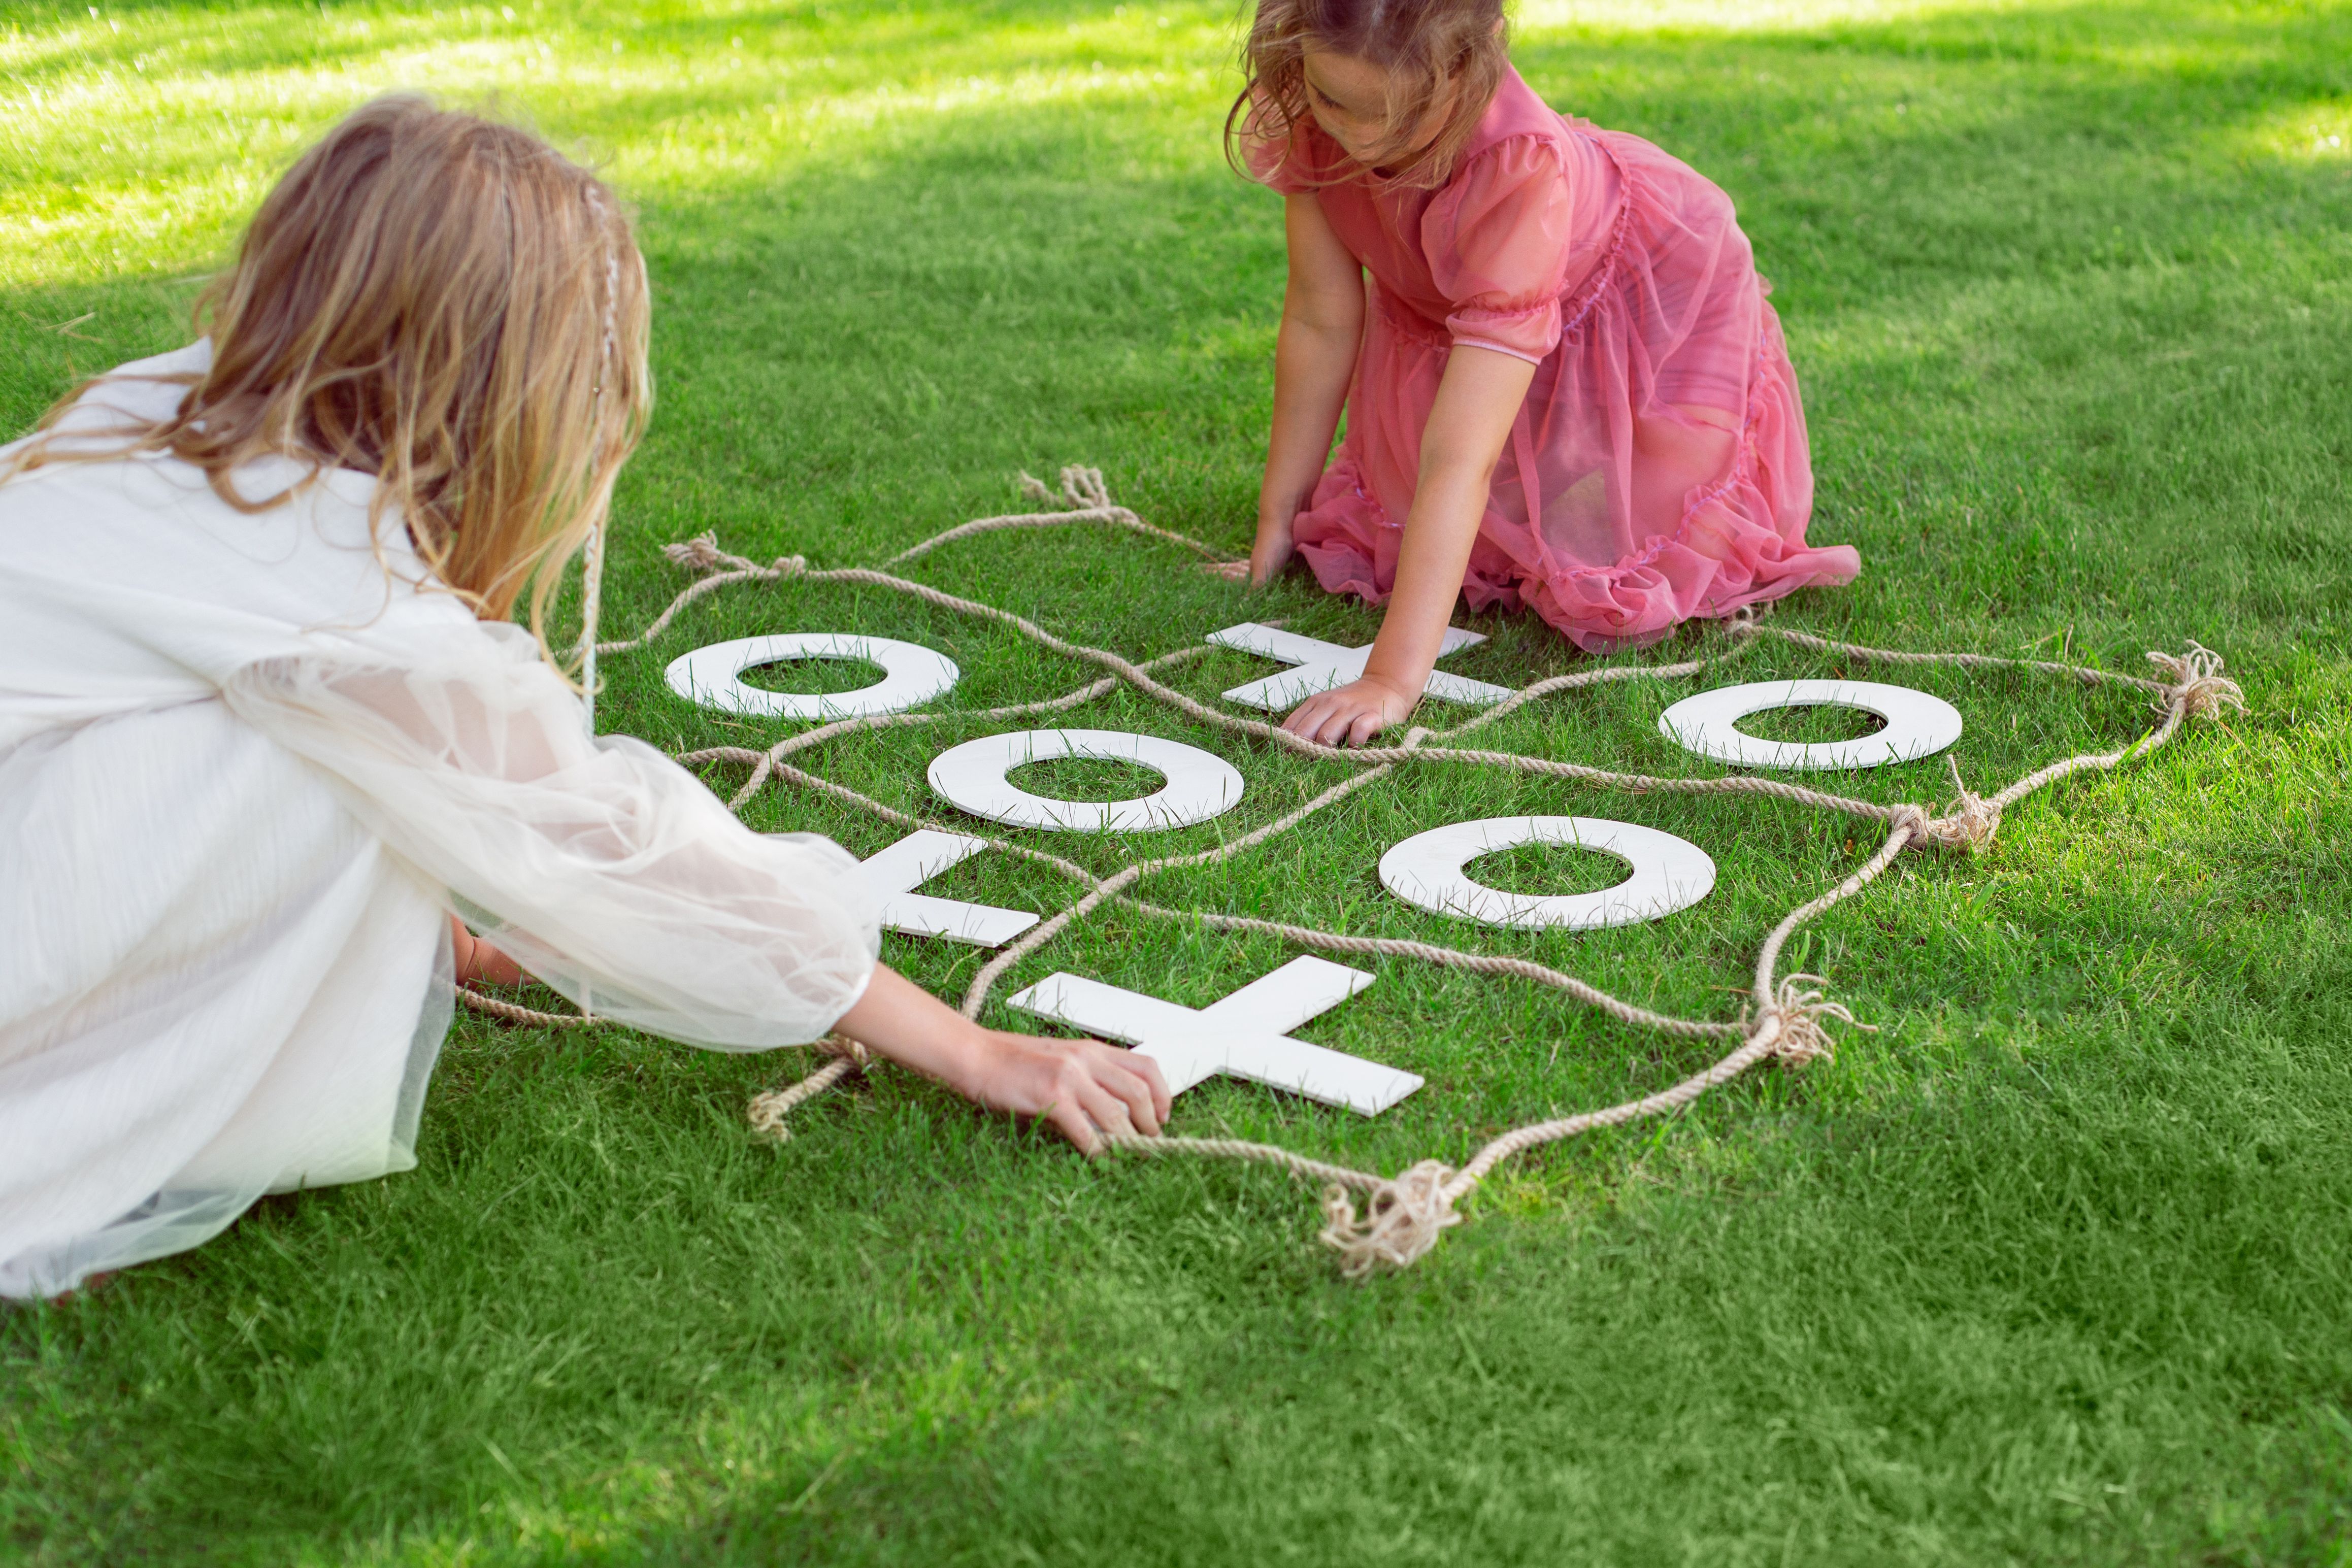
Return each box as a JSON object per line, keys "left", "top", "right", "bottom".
{"left": 6, "top": 0, "right": 2352, "bottom": 1560}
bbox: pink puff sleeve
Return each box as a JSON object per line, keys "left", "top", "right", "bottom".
{"left": 1427, "top": 135, "right": 1575, "bottom": 363}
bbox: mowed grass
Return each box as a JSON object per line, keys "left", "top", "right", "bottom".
{"left": 4, "top": 0, "right": 2351, "bottom": 1561}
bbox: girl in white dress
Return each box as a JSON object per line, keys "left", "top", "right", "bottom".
{"left": 0, "top": 97, "right": 1167, "bottom": 1300}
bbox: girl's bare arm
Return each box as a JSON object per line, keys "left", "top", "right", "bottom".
{"left": 1244, "top": 193, "right": 1366, "bottom": 587}
{"left": 447, "top": 927, "right": 1167, "bottom": 1153}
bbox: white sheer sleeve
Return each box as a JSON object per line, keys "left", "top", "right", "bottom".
{"left": 220, "top": 619, "right": 878, "bottom": 1050}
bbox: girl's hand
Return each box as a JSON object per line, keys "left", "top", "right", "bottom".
{"left": 832, "top": 964, "right": 1170, "bottom": 1154}
{"left": 1203, "top": 511, "right": 1300, "bottom": 586}
{"left": 450, "top": 914, "right": 523, "bottom": 986}
{"left": 1247, "top": 509, "right": 1298, "bottom": 587}
{"left": 945, "top": 1028, "right": 1171, "bottom": 1154}
{"left": 1281, "top": 673, "right": 1417, "bottom": 748}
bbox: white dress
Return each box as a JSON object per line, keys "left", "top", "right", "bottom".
{"left": 0, "top": 344, "right": 880, "bottom": 1298}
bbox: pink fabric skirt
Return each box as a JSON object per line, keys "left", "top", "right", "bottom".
{"left": 1293, "top": 130, "right": 1859, "bottom": 653}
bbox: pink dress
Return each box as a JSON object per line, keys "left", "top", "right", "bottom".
{"left": 1251, "top": 68, "right": 1859, "bottom": 652}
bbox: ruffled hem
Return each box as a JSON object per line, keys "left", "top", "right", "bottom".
{"left": 1292, "top": 340, "right": 1859, "bottom": 655}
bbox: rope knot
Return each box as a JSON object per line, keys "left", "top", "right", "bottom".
{"left": 664, "top": 531, "right": 727, "bottom": 571}
{"left": 772, "top": 553, "right": 809, "bottom": 576}
{"left": 1317, "top": 1160, "right": 1462, "bottom": 1278}
{"left": 823, "top": 1033, "right": 871, "bottom": 1070}
{"left": 1900, "top": 757, "right": 2003, "bottom": 853}
{"left": 1751, "top": 975, "right": 1873, "bottom": 1068}
{"left": 2146, "top": 642, "right": 2244, "bottom": 722}
{"left": 665, "top": 532, "right": 770, "bottom": 575}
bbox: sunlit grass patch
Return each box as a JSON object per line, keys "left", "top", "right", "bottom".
{"left": 3, "top": 0, "right": 2350, "bottom": 1562}
{"left": 0, "top": 0, "right": 1242, "bottom": 288}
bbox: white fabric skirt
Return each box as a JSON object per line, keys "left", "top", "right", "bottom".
{"left": 0, "top": 698, "right": 447, "bottom": 1296}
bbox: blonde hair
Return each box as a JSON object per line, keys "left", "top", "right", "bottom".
{"left": 1229, "top": 0, "right": 1509, "bottom": 191}
{"left": 7, "top": 94, "right": 652, "bottom": 668}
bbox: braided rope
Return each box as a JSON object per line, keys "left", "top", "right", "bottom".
{"left": 1735, "top": 622, "right": 2178, "bottom": 694}
{"left": 881, "top": 467, "right": 1239, "bottom": 566}
{"left": 506, "top": 472, "right": 2237, "bottom": 1277}
{"left": 456, "top": 987, "right": 593, "bottom": 1028}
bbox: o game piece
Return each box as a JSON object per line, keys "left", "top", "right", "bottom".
{"left": 1379, "top": 816, "right": 1716, "bottom": 931}
{"left": 666, "top": 633, "right": 958, "bottom": 720}
{"left": 1007, "top": 955, "right": 1421, "bottom": 1116}
{"left": 927, "top": 729, "right": 1244, "bottom": 832}
{"left": 1208, "top": 622, "right": 1512, "bottom": 713}
{"left": 1658, "top": 679, "right": 1963, "bottom": 771}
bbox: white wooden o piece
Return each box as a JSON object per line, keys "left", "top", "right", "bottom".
{"left": 928, "top": 729, "right": 1245, "bottom": 832}
{"left": 665, "top": 633, "right": 959, "bottom": 720}
{"left": 1378, "top": 816, "right": 1716, "bottom": 930}
{"left": 1658, "top": 679, "right": 1963, "bottom": 771}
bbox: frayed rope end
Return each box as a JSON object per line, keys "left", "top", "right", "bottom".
{"left": 1016, "top": 466, "right": 1116, "bottom": 512}
{"left": 1059, "top": 464, "right": 1112, "bottom": 510}
{"left": 1317, "top": 1159, "right": 1463, "bottom": 1278}
{"left": 2147, "top": 642, "right": 2245, "bottom": 722}
{"left": 1754, "top": 975, "right": 1875, "bottom": 1068}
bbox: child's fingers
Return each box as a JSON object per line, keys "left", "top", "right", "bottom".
{"left": 1129, "top": 1052, "right": 1173, "bottom": 1123}
{"left": 1299, "top": 695, "right": 1372, "bottom": 748}
{"left": 1287, "top": 694, "right": 1348, "bottom": 746}
{"left": 1075, "top": 1078, "right": 1148, "bottom": 1141}
{"left": 1043, "top": 1098, "right": 1103, "bottom": 1156}
{"left": 1346, "top": 708, "right": 1385, "bottom": 748}
{"left": 1089, "top": 1051, "right": 1165, "bottom": 1137}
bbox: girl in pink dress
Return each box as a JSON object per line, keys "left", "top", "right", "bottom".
{"left": 1232, "top": 0, "right": 1860, "bottom": 747}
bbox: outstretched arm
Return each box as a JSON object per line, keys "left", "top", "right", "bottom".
{"left": 1281, "top": 344, "right": 1536, "bottom": 747}
{"left": 833, "top": 966, "right": 1170, "bottom": 1155}
{"left": 1233, "top": 192, "right": 1364, "bottom": 587}
{"left": 450, "top": 916, "right": 1165, "bottom": 1154}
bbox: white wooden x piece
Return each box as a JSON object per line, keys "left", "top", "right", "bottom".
{"left": 1006, "top": 955, "right": 1423, "bottom": 1116}
{"left": 1207, "top": 622, "right": 1514, "bottom": 713}
{"left": 855, "top": 829, "right": 1040, "bottom": 948}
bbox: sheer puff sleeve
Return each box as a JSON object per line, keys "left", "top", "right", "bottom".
{"left": 222, "top": 619, "right": 879, "bottom": 1051}
{"left": 1428, "top": 135, "right": 1576, "bottom": 364}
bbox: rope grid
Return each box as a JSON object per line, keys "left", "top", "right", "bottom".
{"left": 461, "top": 465, "right": 2246, "bottom": 1277}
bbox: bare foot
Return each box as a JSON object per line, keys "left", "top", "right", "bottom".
{"left": 449, "top": 914, "right": 524, "bottom": 987}
{"left": 39, "top": 1270, "right": 114, "bottom": 1305}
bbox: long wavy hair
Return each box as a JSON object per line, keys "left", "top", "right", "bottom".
{"left": 1227, "top": 0, "right": 1509, "bottom": 191}
{"left": 5, "top": 95, "right": 652, "bottom": 670}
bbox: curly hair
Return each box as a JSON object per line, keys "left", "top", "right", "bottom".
{"left": 1227, "top": 0, "right": 1510, "bottom": 191}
